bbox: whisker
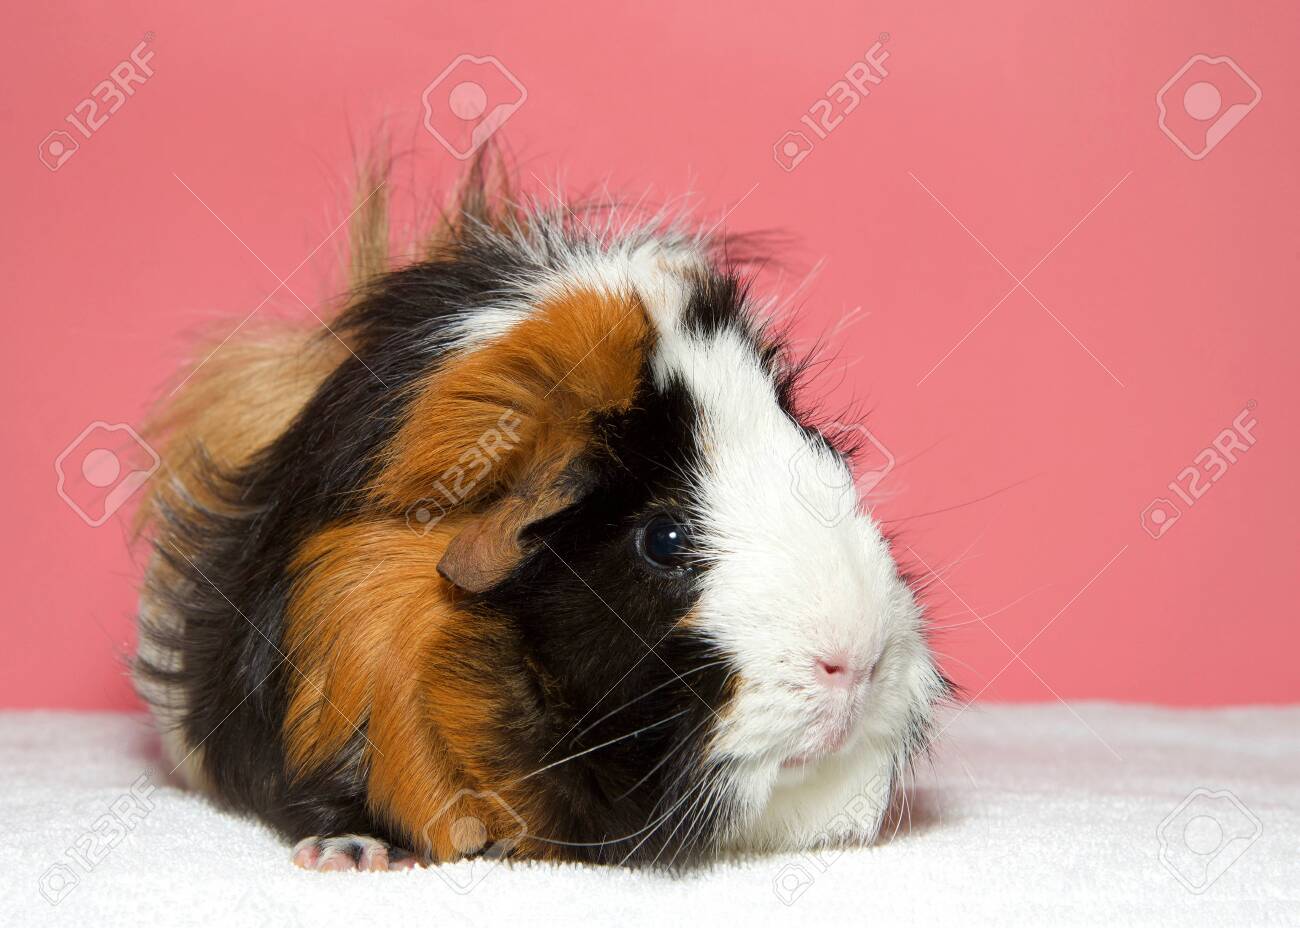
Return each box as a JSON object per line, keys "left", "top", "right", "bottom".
{"left": 926, "top": 649, "right": 981, "bottom": 677}
{"left": 613, "top": 714, "right": 712, "bottom": 801}
{"left": 668, "top": 762, "right": 731, "bottom": 867}
{"left": 880, "top": 475, "right": 1037, "bottom": 525}
{"left": 888, "top": 759, "right": 906, "bottom": 844}
{"left": 923, "top": 613, "right": 989, "bottom": 629}
{"left": 642, "top": 753, "right": 698, "bottom": 823}
{"left": 571, "top": 661, "right": 727, "bottom": 745}
{"left": 658, "top": 769, "right": 724, "bottom": 868}
{"left": 618, "top": 774, "right": 714, "bottom": 866}
{"left": 909, "top": 551, "right": 983, "bottom": 596}
{"left": 525, "top": 773, "right": 711, "bottom": 851}
{"left": 668, "top": 763, "right": 731, "bottom": 865}
{"left": 518, "top": 710, "right": 689, "bottom": 783}
{"left": 903, "top": 765, "right": 914, "bottom": 837}
{"left": 926, "top": 584, "right": 1050, "bottom": 632}
{"left": 651, "top": 770, "right": 716, "bottom": 867}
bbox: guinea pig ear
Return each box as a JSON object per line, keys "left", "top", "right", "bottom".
{"left": 436, "top": 454, "right": 591, "bottom": 593}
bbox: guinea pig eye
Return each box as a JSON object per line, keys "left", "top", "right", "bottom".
{"left": 639, "top": 515, "right": 694, "bottom": 571}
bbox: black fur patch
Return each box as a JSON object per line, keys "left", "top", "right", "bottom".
{"left": 137, "top": 227, "right": 747, "bottom": 863}
{"left": 136, "top": 229, "right": 544, "bottom": 842}
{"left": 481, "top": 370, "right": 738, "bottom": 865}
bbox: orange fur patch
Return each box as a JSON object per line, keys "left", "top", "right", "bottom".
{"left": 283, "top": 517, "right": 548, "bottom": 860}
{"left": 282, "top": 287, "right": 652, "bottom": 858}
{"left": 373, "top": 287, "right": 650, "bottom": 590}
{"left": 372, "top": 288, "right": 649, "bottom": 509}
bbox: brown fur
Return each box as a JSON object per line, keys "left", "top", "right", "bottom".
{"left": 140, "top": 156, "right": 644, "bottom": 854}
{"left": 280, "top": 286, "right": 653, "bottom": 859}
{"left": 138, "top": 150, "right": 527, "bottom": 536}
{"left": 132, "top": 322, "right": 347, "bottom": 793}
{"left": 345, "top": 152, "right": 391, "bottom": 294}
{"left": 281, "top": 516, "right": 546, "bottom": 860}
{"left": 372, "top": 288, "right": 649, "bottom": 507}
{"left": 139, "top": 323, "right": 346, "bottom": 528}
{"left": 371, "top": 288, "right": 650, "bottom": 589}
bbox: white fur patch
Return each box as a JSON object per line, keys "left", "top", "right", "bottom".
{"left": 609, "top": 249, "right": 943, "bottom": 852}
{"left": 468, "top": 225, "right": 944, "bottom": 851}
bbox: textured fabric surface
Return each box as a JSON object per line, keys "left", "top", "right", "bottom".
{"left": 3, "top": 704, "right": 1295, "bottom": 926}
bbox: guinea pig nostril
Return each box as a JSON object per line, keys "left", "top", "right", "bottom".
{"left": 814, "top": 656, "right": 856, "bottom": 688}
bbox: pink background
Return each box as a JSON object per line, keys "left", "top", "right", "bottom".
{"left": 2, "top": 1, "right": 1297, "bottom": 710}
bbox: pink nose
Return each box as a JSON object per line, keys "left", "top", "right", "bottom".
{"left": 814, "top": 655, "right": 860, "bottom": 689}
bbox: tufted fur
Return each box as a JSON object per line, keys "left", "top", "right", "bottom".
{"left": 134, "top": 153, "right": 949, "bottom": 869}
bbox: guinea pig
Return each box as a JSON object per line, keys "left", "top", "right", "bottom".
{"left": 133, "top": 155, "right": 951, "bottom": 872}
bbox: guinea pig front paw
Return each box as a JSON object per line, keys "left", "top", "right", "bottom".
{"left": 291, "top": 834, "right": 420, "bottom": 872}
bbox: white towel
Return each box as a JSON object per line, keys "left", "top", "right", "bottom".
{"left": 2, "top": 703, "right": 1296, "bottom": 927}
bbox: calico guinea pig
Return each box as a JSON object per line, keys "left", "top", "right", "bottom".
{"left": 133, "top": 157, "right": 951, "bottom": 872}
